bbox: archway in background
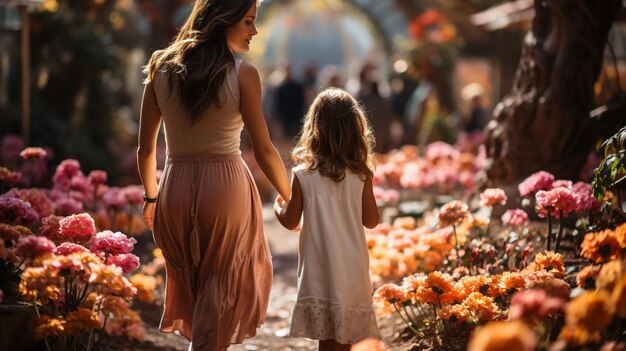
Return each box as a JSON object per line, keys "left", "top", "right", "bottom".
{"left": 248, "top": 0, "right": 409, "bottom": 86}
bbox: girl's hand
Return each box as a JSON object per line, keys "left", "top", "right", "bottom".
{"left": 143, "top": 202, "right": 155, "bottom": 230}
{"left": 274, "top": 195, "right": 287, "bottom": 216}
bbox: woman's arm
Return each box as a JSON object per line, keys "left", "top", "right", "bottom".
{"left": 239, "top": 61, "right": 291, "bottom": 200}
{"left": 137, "top": 81, "right": 162, "bottom": 229}
{"left": 362, "top": 177, "right": 380, "bottom": 229}
{"left": 274, "top": 174, "right": 303, "bottom": 230}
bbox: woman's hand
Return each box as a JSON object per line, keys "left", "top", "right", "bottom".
{"left": 143, "top": 202, "right": 156, "bottom": 230}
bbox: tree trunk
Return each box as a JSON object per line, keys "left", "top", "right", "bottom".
{"left": 482, "top": 0, "right": 623, "bottom": 188}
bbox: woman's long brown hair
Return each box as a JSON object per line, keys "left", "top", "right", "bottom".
{"left": 292, "top": 88, "right": 376, "bottom": 182}
{"left": 145, "top": 0, "right": 256, "bottom": 125}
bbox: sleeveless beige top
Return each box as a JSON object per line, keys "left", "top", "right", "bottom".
{"left": 152, "top": 59, "right": 244, "bottom": 156}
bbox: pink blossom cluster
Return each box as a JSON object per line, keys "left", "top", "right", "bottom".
{"left": 0, "top": 195, "right": 39, "bottom": 227}
{"left": 373, "top": 186, "right": 400, "bottom": 203}
{"left": 20, "top": 147, "right": 47, "bottom": 161}
{"left": 51, "top": 195, "right": 84, "bottom": 216}
{"left": 38, "top": 215, "right": 63, "bottom": 242}
{"left": 15, "top": 235, "right": 56, "bottom": 258}
{"left": 122, "top": 185, "right": 144, "bottom": 206}
{"left": 479, "top": 188, "right": 508, "bottom": 207}
{"left": 101, "top": 187, "right": 128, "bottom": 209}
{"left": 571, "top": 182, "right": 601, "bottom": 213}
{"left": 87, "top": 170, "right": 107, "bottom": 186}
{"left": 54, "top": 242, "right": 89, "bottom": 256}
{"left": 106, "top": 253, "right": 140, "bottom": 273}
{"left": 501, "top": 209, "right": 529, "bottom": 227}
{"left": 88, "top": 230, "right": 137, "bottom": 256}
{"left": 425, "top": 141, "right": 460, "bottom": 162}
{"left": 59, "top": 213, "right": 96, "bottom": 243}
{"left": 518, "top": 171, "right": 555, "bottom": 197}
{"left": 508, "top": 289, "right": 565, "bottom": 320}
{"left": 551, "top": 180, "right": 573, "bottom": 189}
{"left": 438, "top": 200, "right": 469, "bottom": 227}
{"left": 52, "top": 159, "right": 83, "bottom": 191}
{"left": 535, "top": 187, "right": 577, "bottom": 218}
{"left": 5, "top": 188, "right": 54, "bottom": 218}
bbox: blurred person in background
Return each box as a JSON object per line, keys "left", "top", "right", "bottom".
{"left": 137, "top": 0, "right": 291, "bottom": 349}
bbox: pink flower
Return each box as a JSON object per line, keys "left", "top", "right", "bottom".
{"left": 15, "top": 235, "right": 56, "bottom": 258}
{"left": 535, "top": 187, "right": 577, "bottom": 218}
{"left": 106, "top": 253, "right": 140, "bottom": 273}
{"left": 480, "top": 188, "right": 508, "bottom": 207}
{"left": 54, "top": 196, "right": 83, "bottom": 216}
{"left": 20, "top": 147, "right": 47, "bottom": 160}
{"left": 571, "top": 182, "right": 600, "bottom": 213}
{"left": 70, "top": 174, "right": 92, "bottom": 193}
{"left": 101, "top": 187, "right": 128, "bottom": 208}
{"left": 0, "top": 195, "right": 39, "bottom": 226}
{"left": 501, "top": 209, "right": 529, "bottom": 226}
{"left": 438, "top": 200, "right": 469, "bottom": 227}
{"left": 59, "top": 213, "right": 96, "bottom": 242}
{"left": 38, "top": 215, "right": 63, "bottom": 241}
{"left": 551, "top": 180, "right": 572, "bottom": 189}
{"left": 518, "top": 171, "right": 555, "bottom": 197}
{"left": 5, "top": 188, "right": 54, "bottom": 218}
{"left": 87, "top": 170, "right": 107, "bottom": 186}
{"left": 122, "top": 186, "right": 144, "bottom": 206}
{"left": 54, "top": 242, "right": 89, "bottom": 256}
{"left": 52, "top": 159, "right": 83, "bottom": 191}
{"left": 88, "top": 230, "right": 137, "bottom": 256}
{"left": 508, "top": 289, "right": 565, "bottom": 320}
{"left": 425, "top": 141, "right": 460, "bottom": 162}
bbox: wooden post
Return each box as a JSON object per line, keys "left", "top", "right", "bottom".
{"left": 19, "top": 4, "right": 29, "bottom": 145}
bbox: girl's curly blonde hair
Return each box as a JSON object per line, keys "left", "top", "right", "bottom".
{"left": 291, "top": 88, "right": 376, "bottom": 182}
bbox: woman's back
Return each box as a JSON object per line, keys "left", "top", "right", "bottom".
{"left": 153, "top": 59, "right": 244, "bottom": 156}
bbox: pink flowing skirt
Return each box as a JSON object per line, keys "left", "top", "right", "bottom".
{"left": 153, "top": 154, "right": 272, "bottom": 351}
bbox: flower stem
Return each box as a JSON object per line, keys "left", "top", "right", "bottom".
{"left": 452, "top": 224, "right": 460, "bottom": 268}
{"left": 546, "top": 213, "right": 553, "bottom": 251}
{"left": 555, "top": 210, "right": 564, "bottom": 253}
{"left": 393, "top": 303, "right": 421, "bottom": 336}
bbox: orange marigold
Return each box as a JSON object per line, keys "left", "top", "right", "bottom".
{"left": 576, "top": 265, "right": 602, "bottom": 289}
{"left": 462, "top": 292, "right": 502, "bottom": 322}
{"left": 438, "top": 304, "right": 471, "bottom": 325}
{"left": 64, "top": 308, "right": 100, "bottom": 336}
{"left": 613, "top": 222, "right": 626, "bottom": 248}
{"left": 526, "top": 251, "right": 565, "bottom": 278}
{"left": 596, "top": 259, "right": 624, "bottom": 291}
{"left": 560, "top": 291, "right": 614, "bottom": 345}
{"left": 499, "top": 272, "right": 526, "bottom": 296}
{"left": 468, "top": 320, "right": 538, "bottom": 351}
{"left": 456, "top": 275, "right": 491, "bottom": 301}
{"left": 612, "top": 276, "right": 626, "bottom": 318}
{"left": 34, "top": 316, "right": 65, "bottom": 340}
{"left": 580, "top": 230, "right": 621, "bottom": 264}
{"left": 130, "top": 273, "right": 157, "bottom": 303}
{"left": 374, "top": 283, "right": 409, "bottom": 304}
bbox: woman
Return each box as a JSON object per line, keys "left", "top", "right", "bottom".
{"left": 136, "top": 1, "right": 291, "bottom": 350}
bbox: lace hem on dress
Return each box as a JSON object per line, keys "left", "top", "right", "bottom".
{"left": 289, "top": 298, "right": 379, "bottom": 345}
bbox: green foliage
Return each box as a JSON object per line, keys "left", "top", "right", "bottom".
{"left": 591, "top": 125, "right": 626, "bottom": 201}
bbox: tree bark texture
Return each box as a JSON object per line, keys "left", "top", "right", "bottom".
{"left": 483, "top": 0, "right": 623, "bottom": 187}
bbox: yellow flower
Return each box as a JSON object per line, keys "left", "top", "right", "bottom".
{"left": 34, "top": 316, "right": 65, "bottom": 340}
{"left": 130, "top": 273, "right": 157, "bottom": 303}
{"left": 560, "top": 291, "right": 614, "bottom": 345}
{"left": 468, "top": 320, "right": 538, "bottom": 351}
{"left": 64, "top": 308, "right": 100, "bottom": 336}
{"left": 19, "top": 267, "right": 62, "bottom": 303}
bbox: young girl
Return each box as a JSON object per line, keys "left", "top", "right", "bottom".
{"left": 274, "top": 88, "right": 380, "bottom": 351}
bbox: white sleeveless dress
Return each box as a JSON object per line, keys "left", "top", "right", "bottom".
{"left": 290, "top": 166, "right": 379, "bottom": 344}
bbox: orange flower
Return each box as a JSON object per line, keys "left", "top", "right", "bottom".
{"left": 130, "top": 273, "right": 157, "bottom": 303}
{"left": 612, "top": 276, "right": 626, "bottom": 318}
{"left": 19, "top": 267, "right": 62, "bottom": 303}
{"left": 576, "top": 265, "right": 602, "bottom": 289}
{"left": 34, "top": 316, "right": 65, "bottom": 340}
{"left": 102, "top": 296, "right": 130, "bottom": 318}
{"left": 374, "top": 284, "right": 409, "bottom": 305}
{"left": 438, "top": 304, "right": 471, "bottom": 325}
{"left": 580, "top": 230, "right": 621, "bottom": 264}
{"left": 468, "top": 320, "right": 538, "bottom": 351}
{"left": 64, "top": 308, "right": 100, "bottom": 336}
{"left": 613, "top": 222, "right": 626, "bottom": 248}
{"left": 596, "top": 258, "right": 624, "bottom": 291}
{"left": 462, "top": 292, "right": 501, "bottom": 322}
{"left": 456, "top": 275, "right": 490, "bottom": 301}
{"left": 438, "top": 200, "right": 469, "bottom": 228}
{"left": 560, "top": 291, "right": 614, "bottom": 345}
{"left": 498, "top": 272, "right": 526, "bottom": 296}
{"left": 418, "top": 271, "right": 458, "bottom": 304}
{"left": 526, "top": 251, "right": 565, "bottom": 278}
{"left": 351, "top": 338, "right": 390, "bottom": 351}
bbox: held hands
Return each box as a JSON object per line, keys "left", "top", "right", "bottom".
{"left": 143, "top": 202, "right": 155, "bottom": 230}
{"left": 274, "top": 195, "right": 301, "bottom": 232}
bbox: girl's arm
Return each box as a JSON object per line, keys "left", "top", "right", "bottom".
{"left": 274, "top": 174, "right": 303, "bottom": 231}
{"left": 239, "top": 62, "right": 291, "bottom": 200}
{"left": 362, "top": 177, "right": 380, "bottom": 229}
{"left": 137, "top": 81, "right": 162, "bottom": 230}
